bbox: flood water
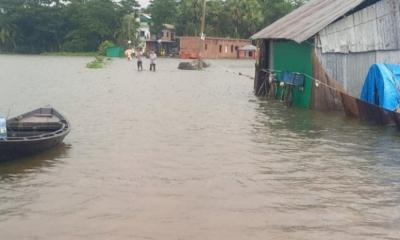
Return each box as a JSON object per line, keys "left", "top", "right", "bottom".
{"left": 0, "top": 55, "right": 399, "bottom": 240}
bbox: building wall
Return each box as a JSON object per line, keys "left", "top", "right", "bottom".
{"left": 317, "top": 0, "right": 400, "bottom": 98}
{"left": 161, "top": 29, "right": 175, "bottom": 42}
{"left": 179, "top": 37, "right": 250, "bottom": 59}
{"left": 138, "top": 25, "right": 151, "bottom": 41}
{"left": 317, "top": 49, "right": 400, "bottom": 97}
{"left": 273, "top": 40, "right": 313, "bottom": 109}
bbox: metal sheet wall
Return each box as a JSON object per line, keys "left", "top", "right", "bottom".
{"left": 319, "top": 0, "right": 400, "bottom": 53}
{"left": 317, "top": 48, "right": 400, "bottom": 97}
{"left": 312, "top": 53, "right": 344, "bottom": 111}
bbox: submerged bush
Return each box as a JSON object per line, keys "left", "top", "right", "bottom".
{"left": 86, "top": 55, "right": 110, "bottom": 69}
{"left": 98, "top": 40, "right": 115, "bottom": 56}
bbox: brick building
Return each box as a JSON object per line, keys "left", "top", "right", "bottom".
{"left": 179, "top": 36, "right": 251, "bottom": 59}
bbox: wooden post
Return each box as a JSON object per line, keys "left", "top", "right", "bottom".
{"left": 198, "top": 0, "right": 206, "bottom": 70}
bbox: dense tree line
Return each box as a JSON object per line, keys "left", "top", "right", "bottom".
{"left": 148, "top": 0, "right": 306, "bottom": 39}
{"left": 0, "top": 0, "right": 139, "bottom": 53}
{"left": 0, "top": 0, "right": 305, "bottom": 53}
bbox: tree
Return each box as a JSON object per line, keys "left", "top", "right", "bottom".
{"left": 225, "top": 0, "right": 263, "bottom": 38}
{"left": 258, "top": 0, "right": 307, "bottom": 26}
{"left": 0, "top": 0, "right": 306, "bottom": 53}
{"left": 176, "top": 0, "right": 203, "bottom": 36}
{"left": 0, "top": 0, "right": 68, "bottom": 53}
{"left": 63, "top": 0, "right": 123, "bottom": 52}
{"left": 118, "top": 0, "right": 140, "bottom": 14}
{"left": 115, "top": 13, "right": 140, "bottom": 48}
{"left": 0, "top": 19, "right": 19, "bottom": 51}
{"left": 148, "top": 0, "right": 177, "bottom": 36}
{"left": 203, "top": 0, "right": 230, "bottom": 37}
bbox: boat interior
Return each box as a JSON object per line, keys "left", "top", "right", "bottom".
{"left": 5, "top": 109, "right": 67, "bottom": 139}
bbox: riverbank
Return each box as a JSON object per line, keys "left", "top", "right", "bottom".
{"left": 0, "top": 52, "right": 98, "bottom": 57}
{"left": 41, "top": 52, "right": 98, "bottom": 57}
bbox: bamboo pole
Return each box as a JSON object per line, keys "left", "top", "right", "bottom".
{"left": 198, "top": 0, "right": 206, "bottom": 70}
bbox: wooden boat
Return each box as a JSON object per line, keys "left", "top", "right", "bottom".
{"left": 392, "top": 111, "right": 400, "bottom": 130}
{"left": 340, "top": 92, "right": 395, "bottom": 126}
{"left": 0, "top": 107, "right": 70, "bottom": 161}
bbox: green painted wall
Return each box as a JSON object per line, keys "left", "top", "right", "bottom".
{"left": 106, "top": 46, "right": 124, "bottom": 57}
{"left": 272, "top": 40, "right": 313, "bottom": 109}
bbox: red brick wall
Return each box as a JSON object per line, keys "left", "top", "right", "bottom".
{"left": 180, "top": 37, "right": 251, "bottom": 59}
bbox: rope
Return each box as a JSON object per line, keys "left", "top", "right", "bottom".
{"left": 213, "top": 63, "right": 255, "bottom": 80}
{"left": 261, "top": 67, "right": 346, "bottom": 94}
{"left": 212, "top": 63, "right": 346, "bottom": 97}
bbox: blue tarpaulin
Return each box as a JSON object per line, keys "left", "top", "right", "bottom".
{"left": 360, "top": 64, "right": 400, "bottom": 111}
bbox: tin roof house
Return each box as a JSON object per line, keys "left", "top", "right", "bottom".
{"left": 252, "top": 0, "right": 400, "bottom": 119}
{"left": 137, "top": 13, "right": 152, "bottom": 43}
{"left": 145, "top": 24, "right": 179, "bottom": 56}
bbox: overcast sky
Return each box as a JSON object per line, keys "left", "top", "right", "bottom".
{"left": 138, "top": 0, "right": 150, "bottom": 8}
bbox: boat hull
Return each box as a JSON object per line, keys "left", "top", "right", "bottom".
{"left": 0, "top": 107, "right": 70, "bottom": 161}
{"left": 341, "top": 92, "right": 395, "bottom": 126}
{"left": 0, "top": 134, "right": 67, "bottom": 161}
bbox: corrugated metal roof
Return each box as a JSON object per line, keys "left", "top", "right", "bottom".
{"left": 251, "top": 0, "right": 367, "bottom": 43}
{"left": 319, "top": 0, "right": 400, "bottom": 53}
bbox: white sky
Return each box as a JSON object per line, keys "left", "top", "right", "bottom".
{"left": 138, "top": 0, "right": 150, "bottom": 8}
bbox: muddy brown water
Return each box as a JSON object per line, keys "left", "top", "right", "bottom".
{"left": 0, "top": 55, "right": 399, "bottom": 240}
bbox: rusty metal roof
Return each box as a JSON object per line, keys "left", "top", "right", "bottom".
{"left": 251, "top": 0, "right": 367, "bottom": 42}
{"left": 239, "top": 45, "right": 257, "bottom": 51}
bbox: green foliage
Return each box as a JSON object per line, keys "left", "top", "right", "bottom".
{"left": 0, "top": 0, "right": 140, "bottom": 54}
{"left": 148, "top": 0, "right": 178, "bottom": 35}
{"left": 86, "top": 55, "right": 107, "bottom": 69}
{"left": 147, "top": 0, "right": 306, "bottom": 39}
{"left": 62, "top": 0, "right": 122, "bottom": 52}
{"left": 225, "top": 0, "right": 263, "bottom": 38}
{"left": 259, "top": 0, "right": 307, "bottom": 25}
{"left": 115, "top": 14, "right": 140, "bottom": 48}
{"left": 41, "top": 52, "right": 97, "bottom": 56}
{"left": 176, "top": 0, "right": 203, "bottom": 36}
{"left": 98, "top": 40, "right": 115, "bottom": 56}
{"left": 0, "top": 0, "right": 306, "bottom": 53}
{"left": 86, "top": 60, "right": 103, "bottom": 69}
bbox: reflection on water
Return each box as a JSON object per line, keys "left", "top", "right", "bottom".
{"left": 0, "top": 55, "right": 399, "bottom": 240}
{"left": 0, "top": 143, "right": 71, "bottom": 180}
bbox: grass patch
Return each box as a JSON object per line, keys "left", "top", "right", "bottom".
{"left": 42, "top": 51, "right": 97, "bottom": 57}
{"left": 86, "top": 60, "right": 103, "bottom": 69}
{"left": 86, "top": 55, "right": 112, "bottom": 69}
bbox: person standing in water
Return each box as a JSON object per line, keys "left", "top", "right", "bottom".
{"left": 124, "top": 48, "right": 133, "bottom": 61}
{"left": 149, "top": 50, "right": 157, "bottom": 72}
{"left": 136, "top": 48, "right": 143, "bottom": 71}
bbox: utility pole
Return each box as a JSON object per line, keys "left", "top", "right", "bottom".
{"left": 128, "top": 15, "right": 131, "bottom": 48}
{"left": 198, "top": 0, "right": 206, "bottom": 70}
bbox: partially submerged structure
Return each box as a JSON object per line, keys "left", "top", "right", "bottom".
{"left": 146, "top": 24, "right": 178, "bottom": 56}
{"left": 252, "top": 0, "right": 400, "bottom": 125}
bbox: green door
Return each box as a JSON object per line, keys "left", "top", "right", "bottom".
{"left": 273, "top": 40, "right": 313, "bottom": 109}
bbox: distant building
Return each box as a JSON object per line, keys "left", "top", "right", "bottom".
{"left": 146, "top": 24, "right": 178, "bottom": 56}
{"left": 179, "top": 36, "right": 251, "bottom": 59}
{"left": 137, "top": 13, "right": 151, "bottom": 43}
{"left": 238, "top": 45, "right": 258, "bottom": 59}
{"left": 161, "top": 24, "right": 176, "bottom": 42}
